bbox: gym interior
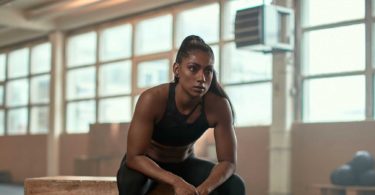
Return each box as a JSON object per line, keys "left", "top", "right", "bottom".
{"left": 0, "top": 0, "right": 374, "bottom": 195}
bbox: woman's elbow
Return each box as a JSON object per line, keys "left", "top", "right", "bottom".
{"left": 125, "top": 154, "right": 142, "bottom": 168}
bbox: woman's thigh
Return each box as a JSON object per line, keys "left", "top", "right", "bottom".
{"left": 117, "top": 156, "right": 156, "bottom": 195}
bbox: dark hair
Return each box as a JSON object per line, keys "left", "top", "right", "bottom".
{"left": 174, "top": 35, "right": 235, "bottom": 121}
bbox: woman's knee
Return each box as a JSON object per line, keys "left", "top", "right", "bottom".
{"left": 117, "top": 163, "right": 149, "bottom": 195}
{"left": 216, "top": 174, "right": 246, "bottom": 195}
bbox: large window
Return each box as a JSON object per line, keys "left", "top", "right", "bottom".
{"left": 0, "top": 42, "right": 51, "bottom": 135}
{"left": 66, "top": 24, "right": 134, "bottom": 133}
{"left": 299, "top": 0, "right": 370, "bottom": 122}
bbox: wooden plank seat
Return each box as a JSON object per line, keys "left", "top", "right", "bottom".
{"left": 24, "top": 176, "right": 174, "bottom": 195}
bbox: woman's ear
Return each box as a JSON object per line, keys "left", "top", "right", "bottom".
{"left": 173, "top": 62, "right": 179, "bottom": 78}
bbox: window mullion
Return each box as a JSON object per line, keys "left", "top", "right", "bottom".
{"left": 365, "top": 0, "right": 374, "bottom": 120}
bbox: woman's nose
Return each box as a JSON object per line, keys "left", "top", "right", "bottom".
{"left": 197, "top": 70, "right": 206, "bottom": 82}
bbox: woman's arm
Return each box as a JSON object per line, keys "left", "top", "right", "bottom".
{"left": 125, "top": 90, "right": 198, "bottom": 195}
{"left": 197, "top": 97, "right": 237, "bottom": 195}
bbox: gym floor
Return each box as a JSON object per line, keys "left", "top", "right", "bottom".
{"left": 0, "top": 184, "right": 23, "bottom": 195}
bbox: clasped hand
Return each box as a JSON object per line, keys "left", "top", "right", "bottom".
{"left": 173, "top": 178, "right": 209, "bottom": 195}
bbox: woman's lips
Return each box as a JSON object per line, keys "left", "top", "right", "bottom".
{"left": 193, "top": 86, "right": 205, "bottom": 92}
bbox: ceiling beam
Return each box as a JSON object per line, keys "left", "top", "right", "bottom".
{"left": 25, "top": 0, "right": 108, "bottom": 21}
{"left": 0, "top": 29, "right": 46, "bottom": 48}
{"left": 55, "top": 0, "right": 186, "bottom": 30}
{"left": 0, "top": 7, "right": 54, "bottom": 31}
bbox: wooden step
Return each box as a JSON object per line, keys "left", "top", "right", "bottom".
{"left": 24, "top": 176, "right": 174, "bottom": 195}
{"left": 25, "top": 176, "right": 117, "bottom": 195}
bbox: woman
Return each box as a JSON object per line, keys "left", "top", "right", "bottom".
{"left": 117, "top": 35, "right": 245, "bottom": 195}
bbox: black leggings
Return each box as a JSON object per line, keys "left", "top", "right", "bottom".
{"left": 116, "top": 155, "right": 246, "bottom": 195}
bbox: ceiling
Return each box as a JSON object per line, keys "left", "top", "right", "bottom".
{"left": 0, "top": 0, "right": 187, "bottom": 47}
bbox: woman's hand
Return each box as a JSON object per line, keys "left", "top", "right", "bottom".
{"left": 173, "top": 178, "right": 199, "bottom": 195}
{"left": 196, "top": 185, "right": 210, "bottom": 195}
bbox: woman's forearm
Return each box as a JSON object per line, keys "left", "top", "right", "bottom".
{"left": 126, "top": 155, "right": 181, "bottom": 186}
{"left": 197, "top": 161, "right": 236, "bottom": 193}
{"left": 126, "top": 155, "right": 199, "bottom": 194}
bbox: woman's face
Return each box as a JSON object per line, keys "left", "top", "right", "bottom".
{"left": 174, "top": 50, "right": 214, "bottom": 98}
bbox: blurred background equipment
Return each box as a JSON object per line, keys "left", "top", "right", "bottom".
{"left": 331, "top": 150, "right": 375, "bottom": 187}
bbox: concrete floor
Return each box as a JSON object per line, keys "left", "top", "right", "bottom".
{"left": 0, "top": 184, "right": 23, "bottom": 195}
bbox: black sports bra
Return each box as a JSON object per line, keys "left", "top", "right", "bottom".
{"left": 152, "top": 82, "right": 209, "bottom": 146}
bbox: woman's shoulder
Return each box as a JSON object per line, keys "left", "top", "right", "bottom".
{"left": 141, "top": 83, "right": 169, "bottom": 98}
{"left": 137, "top": 83, "right": 170, "bottom": 107}
{"left": 204, "top": 92, "right": 233, "bottom": 126}
{"left": 204, "top": 91, "right": 230, "bottom": 109}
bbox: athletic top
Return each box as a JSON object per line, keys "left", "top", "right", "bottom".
{"left": 152, "top": 82, "right": 209, "bottom": 146}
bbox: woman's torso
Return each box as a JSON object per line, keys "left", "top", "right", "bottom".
{"left": 145, "top": 82, "right": 216, "bottom": 163}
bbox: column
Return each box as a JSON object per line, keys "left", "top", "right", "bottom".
{"left": 47, "top": 31, "right": 64, "bottom": 176}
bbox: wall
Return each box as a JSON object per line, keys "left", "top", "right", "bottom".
{"left": 0, "top": 135, "right": 47, "bottom": 183}
{"left": 59, "top": 133, "right": 89, "bottom": 175}
{"left": 237, "top": 126, "right": 270, "bottom": 195}
{"left": 291, "top": 121, "right": 375, "bottom": 195}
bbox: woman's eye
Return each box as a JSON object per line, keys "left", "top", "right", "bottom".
{"left": 205, "top": 69, "right": 213, "bottom": 74}
{"left": 189, "top": 66, "right": 197, "bottom": 72}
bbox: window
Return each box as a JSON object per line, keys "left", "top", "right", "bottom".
{"left": 137, "top": 59, "right": 169, "bottom": 89}
{"left": 225, "top": 83, "right": 272, "bottom": 126}
{"left": 8, "top": 48, "right": 29, "bottom": 78}
{"left": 99, "top": 97, "right": 131, "bottom": 123}
{"left": 222, "top": 43, "right": 272, "bottom": 84}
{"left": 0, "top": 54, "right": 5, "bottom": 81}
{"left": 8, "top": 108, "right": 28, "bottom": 135}
{"left": 66, "top": 67, "right": 96, "bottom": 100}
{"left": 66, "top": 63, "right": 96, "bottom": 133}
{"left": 31, "top": 43, "right": 51, "bottom": 74}
{"left": 0, "top": 41, "right": 51, "bottom": 135}
{"left": 303, "top": 76, "right": 365, "bottom": 122}
{"left": 299, "top": 0, "right": 368, "bottom": 122}
{"left": 99, "top": 61, "right": 131, "bottom": 96}
{"left": 100, "top": 24, "right": 132, "bottom": 62}
{"left": 66, "top": 100, "right": 95, "bottom": 133}
{"left": 6, "top": 79, "right": 29, "bottom": 135}
{"left": 135, "top": 15, "right": 172, "bottom": 55}
{"left": 7, "top": 79, "right": 28, "bottom": 107}
{"left": 30, "top": 106, "right": 49, "bottom": 134}
{"left": 67, "top": 32, "right": 97, "bottom": 67}
{"left": 176, "top": 3, "right": 220, "bottom": 45}
{"left": 303, "top": 25, "right": 365, "bottom": 75}
{"left": 30, "top": 75, "right": 50, "bottom": 134}
{"left": 303, "top": 0, "right": 364, "bottom": 27}
{"left": 66, "top": 26, "right": 133, "bottom": 133}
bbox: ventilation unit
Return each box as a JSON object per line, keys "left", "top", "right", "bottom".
{"left": 235, "top": 5, "right": 294, "bottom": 53}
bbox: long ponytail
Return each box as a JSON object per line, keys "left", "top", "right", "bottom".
{"left": 209, "top": 71, "right": 235, "bottom": 122}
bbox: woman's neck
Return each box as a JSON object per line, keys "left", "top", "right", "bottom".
{"left": 175, "top": 84, "right": 201, "bottom": 112}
